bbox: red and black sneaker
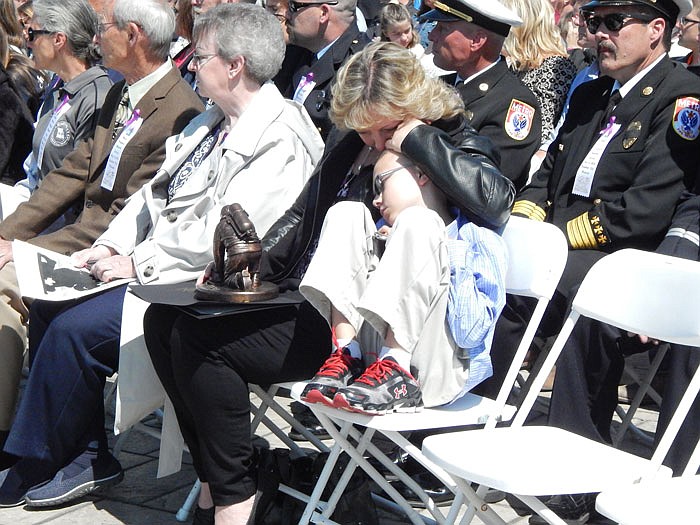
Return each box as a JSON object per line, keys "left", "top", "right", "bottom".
{"left": 333, "top": 357, "right": 423, "bottom": 415}
{"left": 301, "top": 347, "right": 364, "bottom": 407}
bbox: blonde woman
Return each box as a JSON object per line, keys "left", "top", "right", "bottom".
{"left": 145, "top": 42, "right": 513, "bottom": 525}
{"left": 501, "top": 0, "right": 576, "bottom": 142}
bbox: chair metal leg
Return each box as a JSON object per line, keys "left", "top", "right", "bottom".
{"left": 176, "top": 479, "right": 202, "bottom": 522}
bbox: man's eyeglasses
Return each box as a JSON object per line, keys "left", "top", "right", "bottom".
{"left": 373, "top": 166, "right": 408, "bottom": 197}
{"left": 26, "top": 27, "right": 53, "bottom": 42}
{"left": 583, "top": 12, "right": 654, "bottom": 33}
{"left": 681, "top": 16, "right": 700, "bottom": 26}
{"left": 191, "top": 52, "right": 217, "bottom": 68}
{"left": 289, "top": 1, "right": 338, "bottom": 14}
{"left": 97, "top": 21, "right": 119, "bottom": 34}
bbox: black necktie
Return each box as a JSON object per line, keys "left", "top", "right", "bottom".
{"left": 600, "top": 89, "right": 621, "bottom": 130}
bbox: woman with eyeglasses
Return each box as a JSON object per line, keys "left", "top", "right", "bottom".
{"left": 2, "top": 0, "right": 111, "bottom": 214}
{"left": 678, "top": 0, "right": 700, "bottom": 75}
{"left": 144, "top": 41, "right": 514, "bottom": 525}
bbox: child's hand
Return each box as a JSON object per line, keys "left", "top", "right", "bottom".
{"left": 386, "top": 118, "right": 425, "bottom": 152}
{"left": 377, "top": 225, "right": 392, "bottom": 236}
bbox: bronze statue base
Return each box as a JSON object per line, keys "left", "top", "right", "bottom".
{"left": 194, "top": 280, "right": 279, "bottom": 303}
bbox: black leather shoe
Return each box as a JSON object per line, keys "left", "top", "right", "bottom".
{"left": 389, "top": 471, "right": 454, "bottom": 508}
{"left": 192, "top": 505, "right": 215, "bottom": 525}
{"left": 528, "top": 493, "right": 596, "bottom": 525}
{"left": 287, "top": 402, "right": 331, "bottom": 441}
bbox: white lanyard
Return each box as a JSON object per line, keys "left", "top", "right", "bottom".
{"left": 37, "top": 95, "right": 71, "bottom": 170}
{"left": 572, "top": 117, "right": 621, "bottom": 198}
{"left": 102, "top": 109, "right": 143, "bottom": 191}
{"left": 293, "top": 72, "right": 316, "bottom": 104}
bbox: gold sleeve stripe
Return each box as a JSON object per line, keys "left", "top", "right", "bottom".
{"left": 512, "top": 200, "right": 546, "bottom": 221}
{"left": 566, "top": 212, "right": 599, "bottom": 249}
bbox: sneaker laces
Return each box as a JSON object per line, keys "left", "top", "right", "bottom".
{"left": 315, "top": 348, "right": 354, "bottom": 378}
{"left": 354, "top": 359, "right": 399, "bottom": 386}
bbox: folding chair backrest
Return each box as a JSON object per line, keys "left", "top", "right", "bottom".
{"left": 501, "top": 216, "right": 568, "bottom": 299}
{"left": 487, "top": 217, "right": 568, "bottom": 427}
{"left": 514, "top": 249, "right": 700, "bottom": 472}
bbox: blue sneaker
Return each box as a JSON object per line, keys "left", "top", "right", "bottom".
{"left": 24, "top": 451, "right": 123, "bottom": 508}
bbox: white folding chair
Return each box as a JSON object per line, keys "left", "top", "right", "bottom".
{"left": 612, "top": 346, "right": 667, "bottom": 447}
{"left": 422, "top": 249, "right": 700, "bottom": 525}
{"left": 292, "top": 216, "right": 568, "bottom": 525}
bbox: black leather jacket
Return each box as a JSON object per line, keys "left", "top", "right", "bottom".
{"left": 260, "top": 115, "right": 515, "bottom": 289}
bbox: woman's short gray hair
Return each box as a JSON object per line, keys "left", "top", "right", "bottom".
{"left": 193, "top": 3, "right": 285, "bottom": 86}
{"left": 113, "top": 0, "right": 175, "bottom": 61}
{"left": 32, "top": 0, "right": 101, "bottom": 65}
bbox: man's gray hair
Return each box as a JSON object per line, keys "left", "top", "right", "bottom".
{"left": 333, "top": 0, "right": 358, "bottom": 24}
{"left": 113, "top": 0, "right": 175, "bottom": 61}
{"left": 33, "top": 0, "right": 102, "bottom": 65}
{"left": 193, "top": 4, "right": 285, "bottom": 85}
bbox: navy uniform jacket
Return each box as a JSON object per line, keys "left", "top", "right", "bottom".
{"left": 446, "top": 60, "right": 542, "bottom": 190}
{"left": 513, "top": 57, "right": 700, "bottom": 289}
{"left": 287, "top": 23, "right": 370, "bottom": 139}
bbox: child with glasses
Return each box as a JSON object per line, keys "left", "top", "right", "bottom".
{"left": 299, "top": 148, "right": 508, "bottom": 415}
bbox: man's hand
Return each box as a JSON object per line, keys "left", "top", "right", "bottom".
{"left": 627, "top": 332, "right": 660, "bottom": 345}
{"left": 71, "top": 245, "right": 116, "bottom": 268}
{"left": 90, "top": 255, "right": 136, "bottom": 282}
{"left": 196, "top": 261, "right": 215, "bottom": 287}
{"left": 385, "top": 118, "right": 425, "bottom": 152}
{"left": 0, "top": 238, "right": 14, "bottom": 271}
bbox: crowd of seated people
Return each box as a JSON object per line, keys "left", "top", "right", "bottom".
{"left": 0, "top": 0, "right": 697, "bottom": 524}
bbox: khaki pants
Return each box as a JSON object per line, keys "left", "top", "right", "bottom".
{"left": 0, "top": 262, "right": 28, "bottom": 430}
{"left": 300, "top": 202, "right": 469, "bottom": 407}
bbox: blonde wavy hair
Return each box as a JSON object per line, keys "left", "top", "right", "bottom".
{"left": 330, "top": 42, "right": 464, "bottom": 131}
{"left": 501, "top": 0, "right": 567, "bottom": 71}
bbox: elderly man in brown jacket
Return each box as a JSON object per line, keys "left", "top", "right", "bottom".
{"left": 0, "top": 0, "right": 202, "bottom": 468}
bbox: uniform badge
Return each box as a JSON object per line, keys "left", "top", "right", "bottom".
{"left": 622, "top": 121, "right": 642, "bottom": 149}
{"left": 50, "top": 121, "right": 72, "bottom": 147}
{"left": 504, "top": 99, "right": 535, "bottom": 141}
{"left": 672, "top": 97, "right": 700, "bottom": 140}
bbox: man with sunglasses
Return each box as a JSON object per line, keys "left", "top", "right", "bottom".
{"left": 281, "top": 0, "right": 370, "bottom": 139}
{"left": 493, "top": 0, "right": 700, "bottom": 522}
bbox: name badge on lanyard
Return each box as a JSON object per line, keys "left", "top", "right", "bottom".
{"left": 293, "top": 72, "right": 316, "bottom": 104}
{"left": 572, "top": 117, "right": 621, "bottom": 198}
{"left": 102, "top": 109, "right": 143, "bottom": 192}
{"left": 36, "top": 95, "right": 71, "bottom": 170}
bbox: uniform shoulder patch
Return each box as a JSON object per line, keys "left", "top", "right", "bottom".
{"left": 504, "top": 99, "right": 535, "bottom": 141}
{"left": 672, "top": 97, "right": 700, "bottom": 141}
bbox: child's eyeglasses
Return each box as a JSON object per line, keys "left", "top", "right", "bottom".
{"left": 373, "top": 166, "right": 406, "bottom": 197}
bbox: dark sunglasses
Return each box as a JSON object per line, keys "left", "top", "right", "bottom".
{"left": 373, "top": 166, "right": 404, "bottom": 197}
{"left": 583, "top": 12, "right": 654, "bottom": 33}
{"left": 27, "top": 27, "right": 53, "bottom": 42}
{"left": 289, "top": 0, "right": 338, "bottom": 13}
